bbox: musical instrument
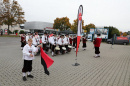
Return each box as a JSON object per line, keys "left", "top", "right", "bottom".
{"left": 55, "top": 47, "right": 60, "bottom": 54}
{"left": 62, "top": 47, "right": 66, "bottom": 50}
{"left": 67, "top": 46, "right": 72, "bottom": 52}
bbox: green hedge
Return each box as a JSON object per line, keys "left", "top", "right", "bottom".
{"left": 13, "top": 30, "right": 18, "bottom": 34}
{"left": 19, "top": 30, "right": 24, "bottom": 34}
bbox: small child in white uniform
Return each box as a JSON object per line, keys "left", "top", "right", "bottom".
{"left": 22, "top": 38, "right": 41, "bottom": 81}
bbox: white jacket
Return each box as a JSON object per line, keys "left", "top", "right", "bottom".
{"left": 58, "top": 38, "right": 64, "bottom": 45}
{"left": 26, "top": 35, "right": 32, "bottom": 42}
{"left": 49, "top": 36, "right": 53, "bottom": 44}
{"left": 23, "top": 44, "right": 38, "bottom": 60}
{"left": 63, "top": 36, "right": 69, "bottom": 45}
{"left": 32, "top": 37, "right": 37, "bottom": 46}
{"left": 35, "top": 35, "right": 40, "bottom": 44}
{"left": 42, "top": 35, "right": 47, "bottom": 44}
{"left": 51, "top": 36, "right": 57, "bottom": 45}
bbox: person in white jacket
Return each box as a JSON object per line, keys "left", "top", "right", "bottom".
{"left": 26, "top": 32, "right": 32, "bottom": 44}
{"left": 22, "top": 38, "right": 41, "bottom": 81}
{"left": 51, "top": 33, "right": 57, "bottom": 56}
{"left": 48, "top": 34, "right": 53, "bottom": 52}
{"left": 42, "top": 32, "right": 47, "bottom": 52}
{"left": 58, "top": 35, "right": 64, "bottom": 53}
{"left": 63, "top": 34, "right": 69, "bottom": 53}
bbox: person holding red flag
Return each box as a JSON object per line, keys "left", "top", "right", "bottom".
{"left": 93, "top": 33, "right": 102, "bottom": 58}
{"left": 22, "top": 38, "right": 42, "bottom": 81}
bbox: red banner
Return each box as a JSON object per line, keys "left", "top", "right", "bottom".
{"left": 117, "top": 37, "right": 128, "bottom": 40}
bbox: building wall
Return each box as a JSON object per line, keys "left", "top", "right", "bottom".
{"left": 24, "top": 21, "right": 53, "bottom": 30}
{"left": 0, "top": 24, "right": 20, "bottom": 33}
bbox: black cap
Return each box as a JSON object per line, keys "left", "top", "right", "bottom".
{"left": 44, "top": 32, "right": 47, "bottom": 34}
{"left": 58, "top": 33, "right": 61, "bottom": 35}
{"left": 60, "top": 34, "right": 64, "bottom": 37}
{"left": 97, "top": 33, "right": 101, "bottom": 36}
{"left": 65, "top": 33, "right": 69, "bottom": 36}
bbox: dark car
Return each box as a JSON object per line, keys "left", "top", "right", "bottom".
{"left": 107, "top": 37, "right": 129, "bottom": 45}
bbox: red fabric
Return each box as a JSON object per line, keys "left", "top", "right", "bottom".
{"left": 69, "top": 38, "right": 72, "bottom": 44}
{"left": 76, "top": 36, "right": 80, "bottom": 56}
{"left": 40, "top": 39, "right": 42, "bottom": 43}
{"left": 117, "top": 37, "right": 128, "bottom": 40}
{"left": 93, "top": 38, "right": 102, "bottom": 47}
{"left": 40, "top": 47, "right": 54, "bottom": 68}
{"left": 73, "top": 38, "right": 76, "bottom": 43}
{"left": 21, "top": 36, "right": 25, "bottom": 42}
{"left": 49, "top": 34, "right": 53, "bottom": 38}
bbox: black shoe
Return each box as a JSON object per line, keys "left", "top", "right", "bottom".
{"left": 23, "top": 76, "right": 27, "bottom": 81}
{"left": 45, "top": 70, "right": 50, "bottom": 75}
{"left": 27, "top": 74, "right": 34, "bottom": 78}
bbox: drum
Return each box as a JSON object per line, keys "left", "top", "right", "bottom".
{"left": 68, "top": 46, "right": 72, "bottom": 52}
{"left": 68, "top": 46, "right": 72, "bottom": 48}
{"left": 61, "top": 47, "right": 66, "bottom": 54}
{"left": 55, "top": 47, "right": 60, "bottom": 54}
{"left": 62, "top": 47, "right": 66, "bottom": 50}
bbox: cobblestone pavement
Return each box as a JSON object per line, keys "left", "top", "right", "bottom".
{"left": 0, "top": 37, "right": 130, "bottom": 86}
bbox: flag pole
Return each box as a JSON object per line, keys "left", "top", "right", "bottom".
{"left": 72, "top": 5, "right": 83, "bottom": 66}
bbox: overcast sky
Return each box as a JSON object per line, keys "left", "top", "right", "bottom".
{"left": 17, "top": 0, "right": 130, "bottom": 32}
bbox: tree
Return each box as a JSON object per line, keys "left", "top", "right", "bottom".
{"left": 53, "top": 17, "right": 71, "bottom": 31}
{"left": 119, "top": 31, "right": 122, "bottom": 36}
{"left": 84, "top": 23, "right": 96, "bottom": 33}
{"left": 70, "top": 19, "right": 85, "bottom": 33}
{"left": 104, "top": 26, "right": 120, "bottom": 39}
{"left": 123, "top": 32, "right": 127, "bottom": 36}
{"left": 0, "top": 0, "right": 26, "bottom": 35}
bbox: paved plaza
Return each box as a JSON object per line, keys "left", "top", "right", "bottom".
{"left": 0, "top": 37, "right": 130, "bottom": 86}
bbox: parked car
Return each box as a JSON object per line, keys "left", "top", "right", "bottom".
{"left": 107, "top": 37, "right": 129, "bottom": 45}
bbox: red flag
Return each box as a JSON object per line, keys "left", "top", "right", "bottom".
{"left": 76, "top": 5, "right": 83, "bottom": 56}
{"left": 40, "top": 39, "right": 42, "bottom": 44}
{"left": 49, "top": 34, "right": 53, "bottom": 38}
{"left": 40, "top": 47, "right": 54, "bottom": 68}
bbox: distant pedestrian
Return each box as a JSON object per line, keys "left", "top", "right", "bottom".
{"left": 1, "top": 29, "right": 3, "bottom": 36}
{"left": 82, "top": 35, "right": 87, "bottom": 50}
{"left": 93, "top": 33, "right": 102, "bottom": 58}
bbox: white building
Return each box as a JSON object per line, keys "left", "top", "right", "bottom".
{"left": 0, "top": 24, "right": 20, "bottom": 34}
{"left": 24, "top": 21, "right": 60, "bottom": 34}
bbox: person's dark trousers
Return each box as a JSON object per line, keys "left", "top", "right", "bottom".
{"left": 42, "top": 44, "right": 46, "bottom": 51}
{"left": 52, "top": 45, "right": 56, "bottom": 52}
{"left": 59, "top": 45, "right": 63, "bottom": 53}
{"left": 22, "top": 60, "right": 32, "bottom": 73}
{"left": 73, "top": 43, "right": 75, "bottom": 47}
{"left": 95, "top": 47, "right": 100, "bottom": 54}
{"left": 50, "top": 44, "right": 52, "bottom": 49}
{"left": 65, "top": 45, "right": 68, "bottom": 52}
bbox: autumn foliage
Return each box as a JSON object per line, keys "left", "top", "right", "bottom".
{"left": 0, "top": 0, "right": 26, "bottom": 34}
{"left": 70, "top": 19, "right": 85, "bottom": 33}
{"left": 53, "top": 17, "right": 71, "bottom": 31}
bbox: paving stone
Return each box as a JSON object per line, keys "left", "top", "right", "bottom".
{"left": 0, "top": 37, "right": 130, "bottom": 86}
